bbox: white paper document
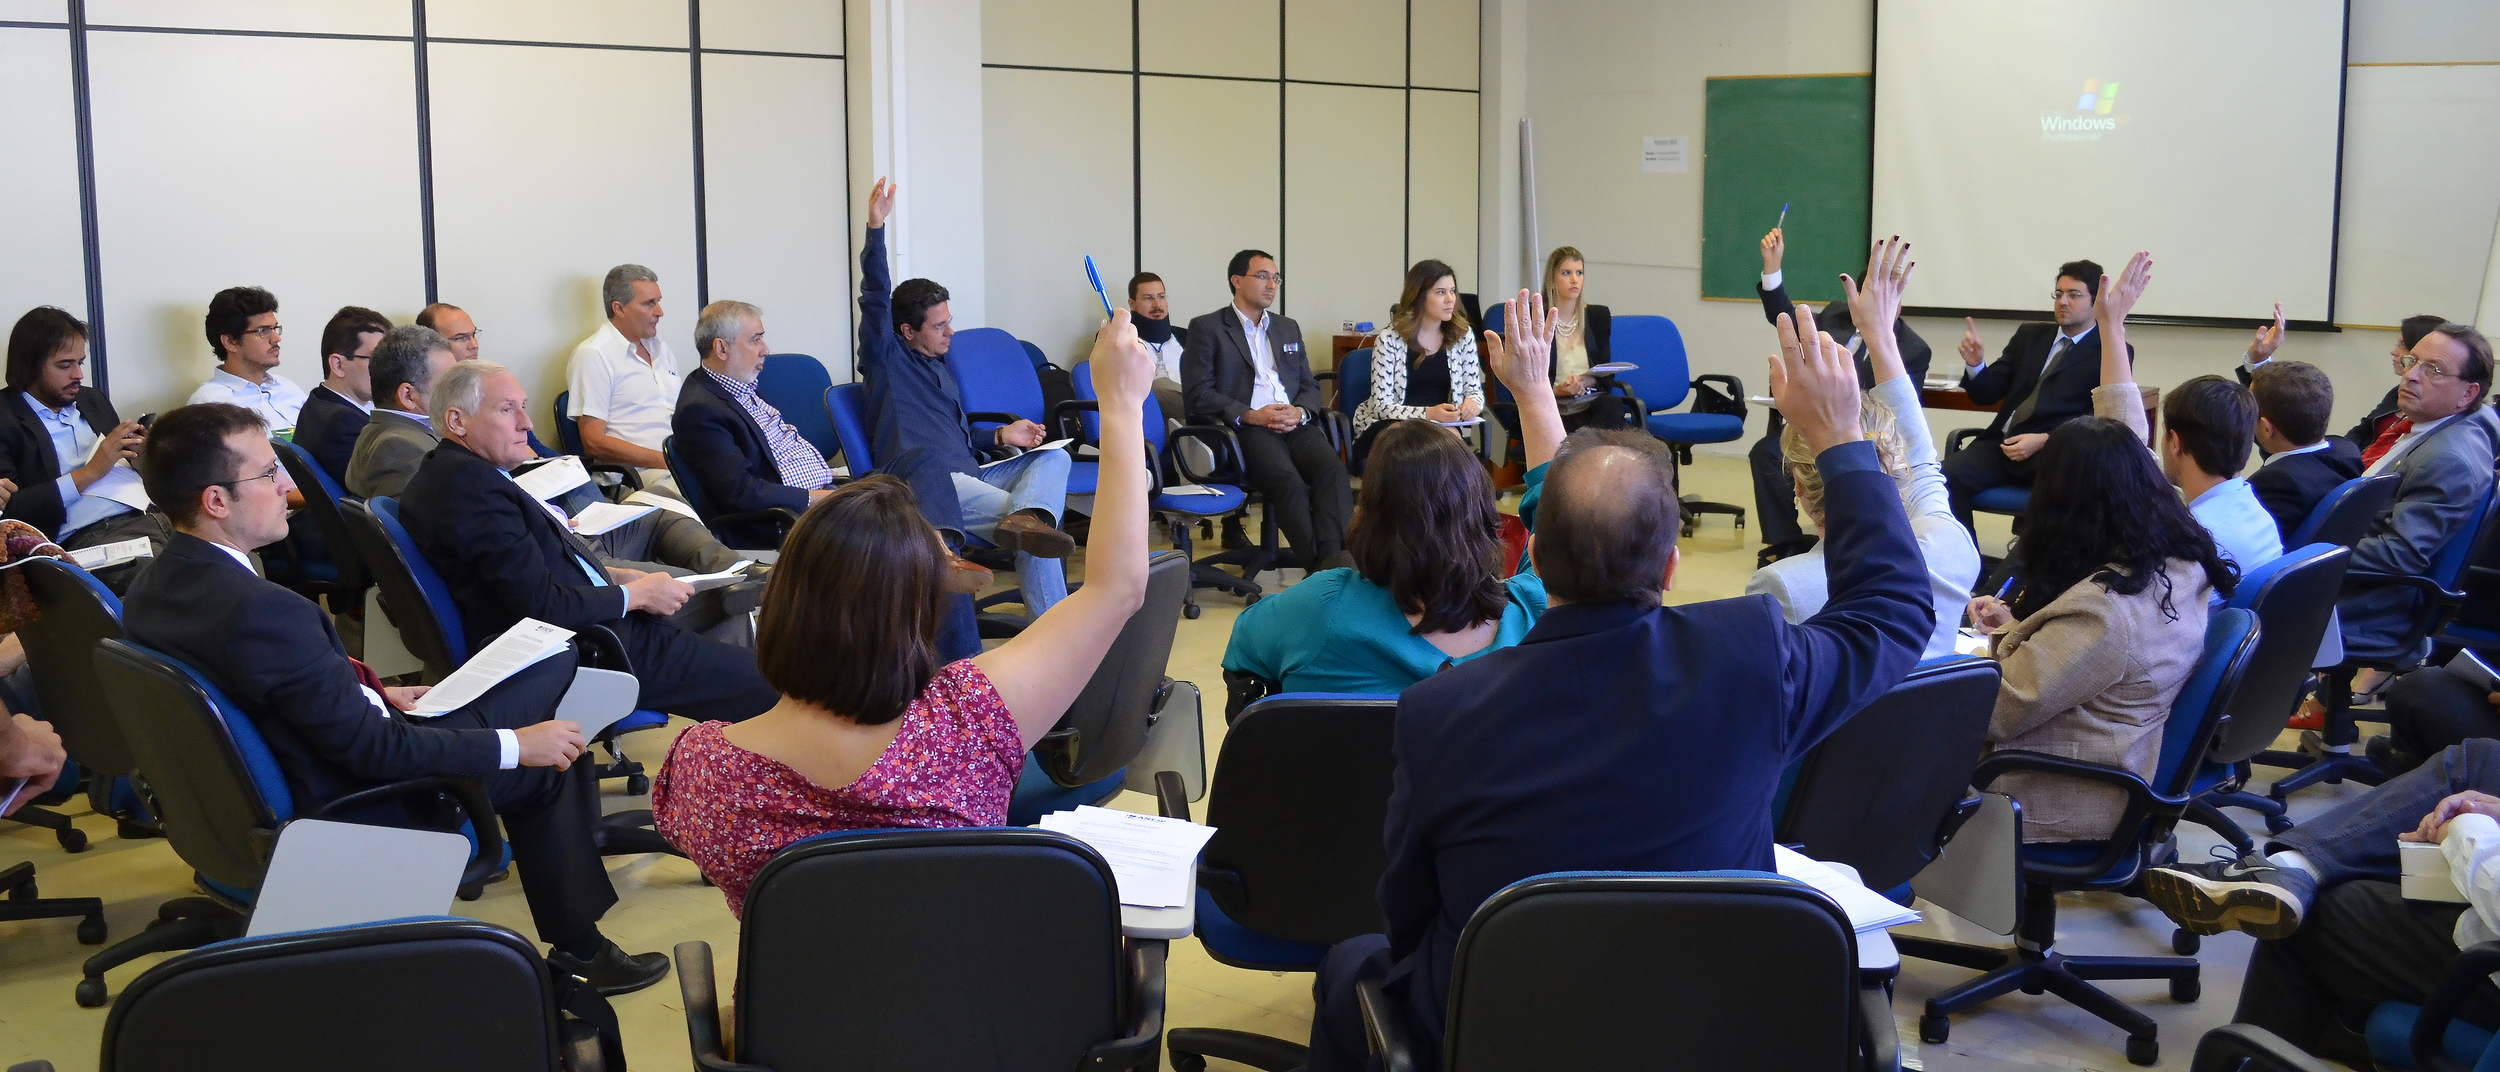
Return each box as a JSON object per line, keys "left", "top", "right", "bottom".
{"left": 983, "top": 439, "right": 1075, "bottom": 467}
{"left": 1159, "top": 484, "right": 1224, "bottom": 497}
{"left": 65, "top": 538, "right": 152, "bottom": 571}
{"left": 569, "top": 502, "right": 656, "bottom": 536}
{"left": 1774, "top": 844, "right": 1924, "bottom": 933}
{"left": 408, "top": 618, "right": 573, "bottom": 716}
{"left": 92, "top": 464, "right": 154, "bottom": 512}
{"left": 1036, "top": 805, "right": 1219, "bottom": 908}
{"left": 247, "top": 819, "right": 468, "bottom": 937}
{"left": 513, "top": 456, "right": 593, "bottom": 501}
{"left": 675, "top": 561, "right": 757, "bottom": 592}
{"left": 1953, "top": 629, "right": 1994, "bottom": 658}
{"left": 626, "top": 489, "right": 699, "bottom": 519}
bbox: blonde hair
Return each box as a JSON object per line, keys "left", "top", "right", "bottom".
{"left": 1543, "top": 246, "right": 1589, "bottom": 343}
{"left": 1781, "top": 393, "right": 1909, "bottom": 528}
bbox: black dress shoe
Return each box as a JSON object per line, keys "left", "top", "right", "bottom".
{"left": 1220, "top": 519, "right": 1253, "bottom": 552}
{"left": 548, "top": 940, "right": 671, "bottom": 996}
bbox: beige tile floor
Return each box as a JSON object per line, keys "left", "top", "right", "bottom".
{"left": 0, "top": 455, "right": 2380, "bottom": 1070}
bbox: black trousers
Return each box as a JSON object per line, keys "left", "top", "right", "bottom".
{"left": 2388, "top": 666, "right": 2500, "bottom": 770}
{"left": 1941, "top": 430, "right": 2036, "bottom": 533}
{"left": 1236, "top": 420, "right": 1352, "bottom": 566}
{"left": 421, "top": 655, "right": 616, "bottom": 947}
{"left": 612, "top": 613, "right": 779, "bottom": 723}
{"left": 1750, "top": 431, "right": 1805, "bottom": 547}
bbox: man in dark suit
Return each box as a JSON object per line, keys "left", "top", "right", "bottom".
{"left": 1302, "top": 292, "right": 1933, "bottom": 1071}
{"left": 0, "top": 306, "right": 169, "bottom": 587}
{"left": 121, "top": 402, "right": 669, "bottom": 993}
{"left": 294, "top": 306, "right": 389, "bottom": 488}
{"left": 2238, "top": 358, "right": 2365, "bottom": 542}
{"left": 1181, "top": 249, "right": 1354, "bottom": 570}
{"left": 1748, "top": 226, "right": 1934, "bottom": 560}
{"left": 672, "top": 299, "right": 835, "bottom": 549}
{"left": 397, "top": 361, "right": 778, "bottom": 724}
{"left": 1941, "top": 259, "right": 2131, "bottom": 533}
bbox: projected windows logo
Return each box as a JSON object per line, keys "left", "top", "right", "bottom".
{"left": 2043, "top": 77, "right": 2121, "bottom": 140}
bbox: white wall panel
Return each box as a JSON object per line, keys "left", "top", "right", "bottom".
{"left": 1282, "top": 83, "right": 1402, "bottom": 343}
{"left": 0, "top": 0, "right": 64, "bottom": 21}
{"left": 1285, "top": 0, "right": 1402, "bottom": 85}
{"left": 86, "top": 0, "right": 406, "bottom": 36}
{"left": 425, "top": 0, "right": 684, "bottom": 49}
{"left": 2333, "top": 64, "right": 2500, "bottom": 328}
{"left": 88, "top": 32, "right": 423, "bottom": 417}
{"left": 429, "top": 43, "right": 697, "bottom": 409}
{"left": 1409, "top": 0, "right": 1478, "bottom": 90}
{"left": 1408, "top": 88, "right": 1479, "bottom": 295}
{"left": 982, "top": 68, "right": 1132, "bottom": 366}
{"left": 1139, "top": 0, "right": 1277, "bottom": 80}
{"left": 983, "top": 0, "right": 1128, "bottom": 71}
{"left": 703, "top": 54, "right": 851, "bottom": 378}
{"left": 0, "top": 28, "right": 87, "bottom": 324}
{"left": 702, "top": 0, "right": 843, "bottom": 55}
{"left": 1140, "top": 76, "right": 1279, "bottom": 325}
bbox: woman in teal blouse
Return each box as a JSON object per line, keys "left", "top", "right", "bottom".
{"left": 1223, "top": 419, "right": 1546, "bottom": 697}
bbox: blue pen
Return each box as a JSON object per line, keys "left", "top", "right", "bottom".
{"left": 1995, "top": 576, "right": 2016, "bottom": 600}
{"left": 1083, "top": 255, "right": 1115, "bottom": 318}
{"left": 1776, "top": 202, "right": 1788, "bottom": 230}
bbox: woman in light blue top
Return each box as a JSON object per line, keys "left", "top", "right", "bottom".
{"left": 1224, "top": 419, "right": 1545, "bottom": 698}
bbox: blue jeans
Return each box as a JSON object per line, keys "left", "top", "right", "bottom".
{"left": 951, "top": 448, "right": 1070, "bottom": 616}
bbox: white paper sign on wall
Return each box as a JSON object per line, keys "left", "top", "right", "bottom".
{"left": 1641, "top": 136, "right": 1690, "bottom": 174}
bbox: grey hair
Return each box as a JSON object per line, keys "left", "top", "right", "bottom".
{"left": 429, "top": 359, "right": 509, "bottom": 429}
{"left": 601, "top": 264, "right": 659, "bottom": 318}
{"left": 695, "top": 300, "right": 763, "bottom": 362}
{"left": 371, "top": 325, "right": 453, "bottom": 413}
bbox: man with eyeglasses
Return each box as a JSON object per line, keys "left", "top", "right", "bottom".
{"left": 1941, "top": 260, "right": 2132, "bottom": 536}
{"left": 1182, "top": 248, "right": 1354, "bottom": 571}
{"left": 0, "top": 306, "right": 171, "bottom": 590}
{"left": 294, "top": 306, "right": 391, "bottom": 487}
{"left": 415, "top": 303, "right": 482, "bottom": 362}
{"left": 186, "top": 286, "right": 310, "bottom": 434}
{"left": 2335, "top": 322, "right": 2500, "bottom": 661}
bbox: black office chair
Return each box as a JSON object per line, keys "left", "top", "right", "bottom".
{"left": 0, "top": 859, "right": 104, "bottom": 946}
{"left": 79, "top": 638, "right": 506, "bottom": 1007}
{"left": 1356, "top": 872, "right": 1891, "bottom": 1071}
{"left": 660, "top": 434, "right": 802, "bottom": 547}
{"left": 273, "top": 436, "right": 368, "bottom": 612}
{"left": 1160, "top": 694, "right": 1399, "bottom": 1072}
{"left": 675, "top": 827, "right": 1165, "bottom": 1071}
{"left": 1777, "top": 657, "right": 2002, "bottom": 895}
{"left": 20, "top": 557, "right": 160, "bottom": 842}
{"left": 1013, "top": 550, "right": 1190, "bottom": 822}
{"left": 2188, "top": 1024, "right": 2338, "bottom": 1072}
{"left": 2184, "top": 544, "right": 2351, "bottom": 864}
{"left": 89, "top": 916, "right": 613, "bottom": 1071}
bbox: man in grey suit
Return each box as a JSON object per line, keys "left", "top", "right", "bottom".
{"left": 1180, "top": 249, "right": 1353, "bottom": 570}
{"left": 2338, "top": 322, "right": 2499, "bottom": 660}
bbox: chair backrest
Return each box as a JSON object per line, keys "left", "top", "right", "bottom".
{"left": 1336, "top": 348, "right": 1373, "bottom": 419}
{"left": 947, "top": 327, "right": 1047, "bottom": 429}
{"left": 658, "top": 435, "right": 714, "bottom": 523}
{"left": 1776, "top": 657, "right": 2003, "bottom": 892}
{"left": 1601, "top": 315, "right": 1693, "bottom": 413}
{"left": 1200, "top": 694, "right": 1399, "bottom": 945}
{"left": 2427, "top": 483, "right": 2500, "bottom": 591}
{"left": 1444, "top": 872, "right": 1860, "bottom": 1070}
{"left": 1017, "top": 339, "right": 1051, "bottom": 370}
{"left": 341, "top": 497, "right": 468, "bottom": 679}
{"left": 736, "top": 828, "right": 1126, "bottom": 1072}
{"left": 551, "top": 390, "right": 583, "bottom": 455}
{"left": 2290, "top": 473, "right": 2400, "bottom": 548}
{"left": 1033, "top": 551, "right": 1191, "bottom": 788}
{"left": 94, "top": 639, "right": 291, "bottom": 896}
{"left": 272, "top": 437, "right": 366, "bottom": 595}
{"left": 2212, "top": 544, "right": 2352, "bottom": 764}
{"left": 754, "top": 354, "right": 839, "bottom": 458}
{"left": 2152, "top": 607, "right": 2263, "bottom": 800}
{"left": 826, "top": 381, "right": 876, "bottom": 471}
{"left": 18, "top": 558, "right": 135, "bottom": 774}
{"left": 101, "top": 917, "right": 565, "bottom": 1072}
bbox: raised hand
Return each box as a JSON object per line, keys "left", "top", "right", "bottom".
{"left": 2098, "top": 250, "right": 2154, "bottom": 325}
{"left": 1486, "top": 289, "right": 1565, "bottom": 470}
{"left": 866, "top": 176, "right": 896, "bottom": 230}
{"left": 1088, "top": 308, "right": 1153, "bottom": 410}
{"left": 1760, "top": 227, "right": 1785, "bottom": 274}
{"left": 1959, "top": 317, "right": 1985, "bottom": 369}
{"left": 2247, "top": 301, "right": 2285, "bottom": 363}
{"left": 1769, "top": 304, "right": 1864, "bottom": 456}
{"left": 1841, "top": 236, "right": 1915, "bottom": 383}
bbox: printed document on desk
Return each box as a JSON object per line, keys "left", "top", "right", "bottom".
{"left": 513, "top": 457, "right": 592, "bottom": 500}
{"left": 983, "top": 440, "right": 1074, "bottom": 467}
{"left": 1774, "top": 844, "right": 1924, "bottom": 932}
{"left": 570, "top": 502, "right": 657, "bottom": 536}
{"left": 1037, "top": 805, "right": 1218, "bottom": 908}
{"left": 408, "top": 619, "right": 573, "bottom": 716}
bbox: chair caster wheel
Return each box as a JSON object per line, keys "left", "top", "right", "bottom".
{"left": 2265, "top": 814, "right": 2294, "bottom": 835}
{"left": 1919, "top": 1014, "right": 1949, "bottom": 1044}
{"left": 58, "top": 827, "right": 89, "bottom": 852}
{"left": 2126, "top": 1034, "right": 2158, "bottom": 1065}
{"left": 2170, "top": 974, "right": 2200, "bottom": 1002}
{"left": 457, "top": 883, "right": 483, "bottom": 902}
{"left": 1169, "top": 1054, "right": 1206, "bottom": 1072}
{"left": 1243, "top": 593, "right": 1260, "bottom": 606}
{"left": 626, "top": 774, "right": 651, "bottom": 796}
{"left": 1183, "top": 604, "right": 1202, "bottom": 620}
{"left": 2172, "top": 929, "right": 2200, "bottom": 955}
{"left": 77, "top": 917, "right": 106, "bottom": 945}
{"left": 2020, "top": 983, "right": 2044, "bottom": 995}
{"left": 75, "top": 977, "right": 107, "bottom": 1008}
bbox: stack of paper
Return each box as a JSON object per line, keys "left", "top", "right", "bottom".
{"left": 570, "top": 501, "right": 657, "bottom": 536}
{"left": 1036, "top": 805, "right": 1218, "bottom": 908}
{"left": 676, "top": 560, "right": 757, "bottom": 592}
{"left": 2402, "top": 839, "right": 2468, "bottom": 903}
{"left": 513, "top": 457, "right": 592, "bottom": 501}
{"left": 627, "top": 490, "right": 699, "bottom": 519}
{"left": 408, "top": 619, "right": 574, "bottom": 716}
{"left": 65, "top": 538, "right": 152, "bottom": 571}
{"left": 1773, "top": 845, "right": 1924, "bottom": 933}
{"left": 983, "top": 439, "right": 1075, "bottom": 468}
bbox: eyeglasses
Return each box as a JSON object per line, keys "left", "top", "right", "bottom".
{"left": 2394, "top": 353, "right": 2457, "bottom": 382}
{"left": 2050, "top": 290, "right": 2090, "bottom": 302}
{"left": 1248, "top": 272, "right": 1284, "bottom": 284}
{"left": 445, "top": 330, "right": 481, "bottom": 345}
{"left": 211, "top": 461, "right": 284, "bottom": 491}
{"left": 242, "top": 325, "right": 283, "bottom": 340}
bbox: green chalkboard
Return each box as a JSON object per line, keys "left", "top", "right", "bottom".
{"left": 1701, "top": 75, "right": 1873, "bottom": 306}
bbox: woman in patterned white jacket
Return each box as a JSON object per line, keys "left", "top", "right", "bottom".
{"left": 1352, "top": 259, "right": 1485, "bottom": 464}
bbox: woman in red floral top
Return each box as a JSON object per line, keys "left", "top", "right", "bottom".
{"left": 654, "top": 304, "right": 1158, "bottom": 914}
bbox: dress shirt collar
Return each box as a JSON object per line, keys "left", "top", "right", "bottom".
{"left": 24, "top": 392, "right": 77, "bottom": 424}
{"left": 2058, "top": 323, "right": 2095, "bottom": 348}
{"left": 211, "top": 366, "right": 271, "bottom": 390}
{"left": 2188, "top": 477, "right": 2248, "bottom": 511}
{"left": 206, "top": 539, "right": 257, "bottom": 573}
{"left": 2268, "top": 441, "right": 2331, "bottom": 461}
{"left": 318, "top": 384, "right": 374, "bottom": 414}
{"left": 597, "top": 320, "right": 660, "bottom": 366}
{"left": 1233, "top": 303, "right": 1270, "bottom": 333}
{"left": 705, "top": 366, "right": 760, "bottom": 399}
{"left": 378, "top": 407, "right": 433, "bottom": 429}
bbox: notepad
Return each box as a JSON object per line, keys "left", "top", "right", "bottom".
{"left": 674, "top": 561, "right": 757, "bottom": 592}
{"left": 1036, "top": 805, "right": 1219, "bottom": 908}
{"left": 2401, "top": 839, "right": 2467, "bottom": 903}
{"left": 569, "top": 502, "right": 656, "bottom": 536}
{"left": 65, "top": 538, "right": 151, "bottom": 571}
{"left": 407, "top": 619, "right": 573, "bottom": 716}
{"left": 1774, "top": 844, "right": 1924, "bottom": 932}
{"left": 1159, "top": 484, "right": 1224, "bottom": 496}
{"left": 626, "top": 489, "right": 699, "bottom": 519}
{"left": 513, "top": 456, "right": 592, "bottom": 500}
{"left": 1953, "top": 628, "right": 1994, "bottom": 658}
{"left": 982, "top": 439, "right": 1075, "bottom": 467}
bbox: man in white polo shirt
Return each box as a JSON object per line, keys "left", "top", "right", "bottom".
{"left": 566, "top": 264, "right": 681, "bottom": 491}
{"left": 187, "top": 285, "right": 310, "bottom": 434}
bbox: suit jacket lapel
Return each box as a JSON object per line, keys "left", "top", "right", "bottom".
{"left": 702, "top": 370, "right": 774, "bottom": 465}
{"left": 6, "top": 392, "right": 59, "bottom": 479}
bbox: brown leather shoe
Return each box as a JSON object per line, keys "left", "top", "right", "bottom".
{"left": 946, "top": 555, "right": 995, "bottom": 594}
{"left": 991, "top": 513, "right": 1075, "bottom": 559}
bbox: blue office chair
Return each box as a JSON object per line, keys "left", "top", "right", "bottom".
{"left": 675, "top": 827, "right": 1166, "bottom": 1071}
{"left": 90, "top": 916, "right": 614, "bottom": 1071}
{"left": 752, "top": 353, "right": 839, "bottom": 459}
{"left": 2183, "top": 545, "right": 2352, "bottom": 867}
{"left": 1357, "top": 871, "right": 1892, "bottom": 1072}
{"left": 1069, "top": 361, "right": 1268, "bottom": 618}
{"left": 949, "top": 326, "right": 1099, "bottom": 495}
{"left": 658, "top": 435, "right": 801, "bottom": 547}
{"left": 1160, "top": 694, "right": 1398, "bottom": 1072}
{"left": 263, "top": 437, "right": 366, "bottom": 610}
{"left": 1942, "top": 427, "right": 2036, "bottom": 522}
{"left": 550, "top": 390, "right": 642, "bottom": 494}
{"left": 2265, "top": 484, "right": 2500, "bottom": 804}
{"left": 78, "top": 639, "right": 507, "bottom": 1008}
{"left": 1898, "top": 607, "right": 2262, "bottom": 1066}
{"left": 1602, "top": 315, "right": 1748, "bottom": 536}
{"left": 2361, "top": 939, "right": 2500, "bottom": 1072}
{"left": 826, "top": 381, "right": 1040, "bottom": 633}
{"left": 19, "top": 558, "right": 157, "bottom": 844}
{"left": 2289, "top": 473, "right": 2401, "bottom": 548}
{"left": 1478, "top": 304, "right": 1642, "bottom": 448}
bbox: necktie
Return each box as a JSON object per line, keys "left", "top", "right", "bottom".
{"left": 2008, "top": 336, "right": 2071, "bottom": 429}
{"left": 2362, "top": 415, "right": 2414, "bottom": 468}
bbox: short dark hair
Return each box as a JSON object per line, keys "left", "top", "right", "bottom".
{"left": 755, "top": 474, "right": 950, "bottom": 725}
{"left": 1126, "top": 272, "right": 1163, "bottom": 301}
{"left": 414, "top": 303, "right": 462, "bottom": 331}
{"left": 1345, "top": 421, "right": 1509, "bottom": 634}
{"left": 204, "top": 286, "right": 278, "bottom": 361}
{"left": 2400, "top": 314, "right": 2447, "bottom": 351}
{"left": 892, "top": 278, "right": 950, "bottom": 333}
{"left": 2056, "top": 260, "right": 2105, "bottom": 299}
{"left": 1534, "top": 428, "right": 1681, "bottom": 605}
{"left": 319, "top": 306, "right": 392, "bottom": 376}
{"left": 141, "top": 403, "right": 266, "bottom": 527}
{"left": 2162, "top": 375, "right": 2258, "bottom": 479}
{"left": 2431, "top": 322, "right": 2493, "bottom": 406}
{"left": 371, "top": 325, "right": 452, "bottom": 410}
{"left": 6, "top": 306, "right": 87, "bottom": 391}
{"left": 1227, "top": 249, "right": 1274, "bottom": 287}
{"left": 2249, "top": 361, "right": 2334, "bottom": 446}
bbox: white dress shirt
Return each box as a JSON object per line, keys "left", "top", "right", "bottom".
{"left": 1144, "top": 336, "right": 1187, "bottom": 384}
{"left": 566, "top": 321, "right": 682, "bottom": 452}
{"left": 204, "top": 539, "right": 518, "bottom": 768}
{"left": 188, "top": 367, "right": 310, "bottom": 432}
{"left": 24, "top": 394, "right": 145, "bottom": 538}
{"left": 1760, "top": 272, "right": 1861, "bottom": 353}
{"left": 1234, "top": 303, "right": 1290, "bottom": 412}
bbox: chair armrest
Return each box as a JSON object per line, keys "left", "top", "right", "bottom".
{"left": 2415, "top": 940, "right": 2500, "bottom": 1072}
{"left": 307, "top": 775, "right": 505, "bottom": 890}
{"left": 1167, "top": 425, "right": 1245, "bottom": 486}
{"left": 575, "top": 625, "right": 635, "bottom": 676}
{"left": 1946, "top": 428, "right": 1983, "bottom": 456}
{"left": 1969, "top": 750, "right": 2178, "bottom": 881}
{"left": 1053, "top": 399, "right": 1100, "bottom": 445}
{"left": 1222, "top": 670, "right": 1277, "bottom": 726}
{"left": 1859, "top": 984, "right": 1900, "bottom": 1072}
{"left": 674, "top": 941, "right": 773, "bottom": 1072}
{"left": 2344, "top": 568, "right": 2467, "bottom": 603}
{"left": 585, "top": 462, "right": 643, "bottom": 496}
{"left": 2192, "top": 1023, "right": 2338, "bottom": 1072}
{"left": 706, "top": 507, "right": 802, "bottom": 540}
{"left": 1086, "top": 939, "right": 1168, "bottom": 1071}
{"left": 1693, "top": 372, "right": 1747, "bottom": 415}
{"left": 1356, "top": 977, "right": 1418, "bottom": 1072}
{"left": 1155, "top": 770, "right": 1191, "bottom": 822}
{"left": 1315, "top": 409, "right": 1352, "bottom": 458}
